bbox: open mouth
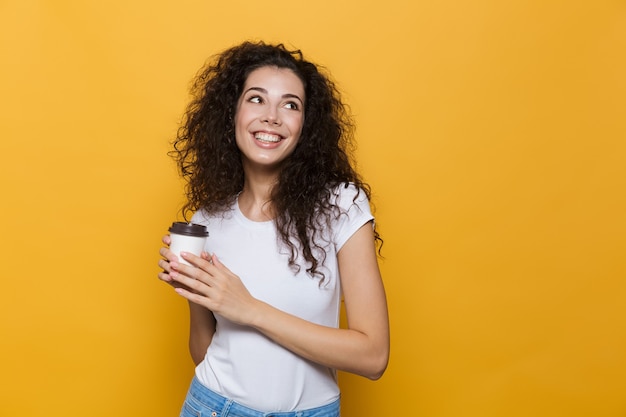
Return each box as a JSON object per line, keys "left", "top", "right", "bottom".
{"left": 254, "top": 132, "right": 282, "bottom": 143}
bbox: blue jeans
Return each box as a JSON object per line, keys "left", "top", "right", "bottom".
{"left": 180, "top": 377, "right": 340, "bottom": 417}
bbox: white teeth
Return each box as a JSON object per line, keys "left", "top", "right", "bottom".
{"left": 254, "top": 132, "right": 281, "bottom": 143}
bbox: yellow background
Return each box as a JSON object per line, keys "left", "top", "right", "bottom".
{"left": 1, "top": 1, "right": 625, "bottom": 416}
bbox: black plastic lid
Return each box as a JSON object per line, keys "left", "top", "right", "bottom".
{"left": 168, "top": 222, "right": 209, "bottom": 237}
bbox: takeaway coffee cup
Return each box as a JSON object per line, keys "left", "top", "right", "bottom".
{"left": 168, "top": 222, "right": 209, "bottom": 266}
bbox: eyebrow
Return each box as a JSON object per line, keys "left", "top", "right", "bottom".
{"left": 244, "top": 87, "right": 304, "bottom": 104}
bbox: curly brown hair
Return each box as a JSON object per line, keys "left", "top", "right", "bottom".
{"left": 171, "top": 41, "right": 381, "bottom": 280}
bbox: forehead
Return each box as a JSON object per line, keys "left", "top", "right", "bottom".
{"left": 243, "top": 66, "right": 305, "bottom": 97}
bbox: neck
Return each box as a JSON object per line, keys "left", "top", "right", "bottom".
{"left": 238, "top": 168, "right": 278, "bottom": 222}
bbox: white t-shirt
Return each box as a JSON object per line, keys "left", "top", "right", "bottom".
{"left": 190, "top": 184, "right": 374, "bottom": 411}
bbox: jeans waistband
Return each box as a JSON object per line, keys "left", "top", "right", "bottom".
{"left": 185, "top": 376, "right": 340, "bottom": 417}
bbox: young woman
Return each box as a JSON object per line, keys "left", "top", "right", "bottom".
{"left": 158, "top": 41, "right": 389, "bottom": 417}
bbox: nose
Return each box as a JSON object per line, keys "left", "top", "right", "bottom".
{"left": 261, "top": 106, "right": 281, "bottom": 125}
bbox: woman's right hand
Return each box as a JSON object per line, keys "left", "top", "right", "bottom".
{"left": 157, "top": 234, "right": 186, "bottom": 289}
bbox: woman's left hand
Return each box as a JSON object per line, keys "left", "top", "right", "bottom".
{"left": 169, "top": 252, "right": 259, "bottom": 326}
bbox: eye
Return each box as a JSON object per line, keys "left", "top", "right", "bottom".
{"left": 284, "top": 101, "right": 300, "bottom": 110}
{"left": 248, "top": 95, "right": 263, "bottom": 104}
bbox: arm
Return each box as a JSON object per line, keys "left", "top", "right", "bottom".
{"left": 251, "top": 221, "right": 390, "bottom": 379}
{"left": 171, "top": 222, "right": 390, "bottom": 379}
{"left": 187, "top": 301, "right": 216, "bottom": 365}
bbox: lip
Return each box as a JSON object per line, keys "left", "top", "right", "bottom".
{"left": 252, "top": 130, "right": 285, "bottom": 144}
{"left": 253, "top": 130, "right": 284, "bottom": 138}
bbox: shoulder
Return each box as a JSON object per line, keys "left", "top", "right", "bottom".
{"left": 191, "top": 209, "right": 210, "bottom": 225}
{"left": 326, "top": 183, "right": 374, "bottom": 250}
{"left": 190, "top": 204, "right": 235, "bottom": 226}
{"left": 190, "top": 197, "right": 239, "bottom": 225}
{"left": 329, "top": 183, "right": 371, "bottom": 213}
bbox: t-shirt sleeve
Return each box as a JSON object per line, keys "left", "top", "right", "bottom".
{"left": 333, "top": 184, "right": 375, "bottom": 251}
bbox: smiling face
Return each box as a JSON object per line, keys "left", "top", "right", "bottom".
{"left": 234, "top": 66, "right": 305, "bottom": 174}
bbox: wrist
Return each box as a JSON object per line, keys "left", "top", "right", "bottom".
{"left": 247, "top": 299, "right": 269, "bottom": 330}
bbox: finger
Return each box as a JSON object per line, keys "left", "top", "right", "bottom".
{"left": 158, "top": 268, "right": 184, "bottom": 287}
{"left": 181, "top": 251, "right": 213, "bottom": 271}
{"left": 159, "top": 247, "right": 179, "bottom": 264}
{"left": 158, "top": 270, "right": 193, "bottom": 291}
{"left": 211, "top": 255, "right": 230, "bottom": 272}
{"left": 162, "top": 234, "right": 171, "bottom": 245}
{"left": 187, "top": 264, "right": 215, "bottom": 288}
{"left": 157, "top": 269, "right": 171, "bottom": 282}
{"left": 174, "top": 287, "right": 209, "bottom": 306}
{"left": 158, "top": 258, "right": 171, "bottom": 274}
{"left": 201, "top": 251, "right": 214, "bottom": 263}
{"left": 170, "top": 269, "right": 211, "bottom": 293}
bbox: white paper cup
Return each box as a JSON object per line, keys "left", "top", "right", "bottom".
{"left": 168, "top": 222, "right": 209, "bottom": 266}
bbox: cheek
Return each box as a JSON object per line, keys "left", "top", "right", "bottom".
{"left": 234, "top": 108, "right": 245, "bottom": 127}
{"left": 234, "top": 102, "right": 253, "bottom": 127}
{"left": 234, "top": 113, "right": 252, "bottom": 138}
{"left": 233, "top": 115, "right": 248, "bottom": 146}
{"left": 290, "top": 114, "right": 305, "bottom": 137}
